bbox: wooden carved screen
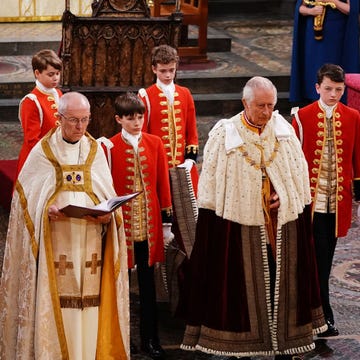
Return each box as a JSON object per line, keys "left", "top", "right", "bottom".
{"left": 61, "top": 0, "right": 181, "bottom": 138}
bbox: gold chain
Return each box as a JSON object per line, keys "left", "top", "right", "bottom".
{"left": 237, "top": 140, "right": 280, "bottom": 171}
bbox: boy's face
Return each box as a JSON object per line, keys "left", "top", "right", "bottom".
{"left": 116, "top": 113, "right": 144, "bottom": 136}
{"left": 34, "top": 64, "right": 61, "bottom": 89}
{"left": 152, "top": 62, "right": 177, "bottom": 85}
{"left": 316, "top": 76, "right": 345, "bottom": 106}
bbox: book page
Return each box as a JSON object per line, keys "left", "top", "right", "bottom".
{"left": 60, "top": 191, "right": 141, "bottom": 218}
{"left": 93, "top": 192, "right": 141, "bottom": 212}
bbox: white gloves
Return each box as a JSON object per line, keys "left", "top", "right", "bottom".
{"left": 177, "top": 158, "right": 195, "bottom": 172}
{"left": 162, "top": 223, "right": 175, "bottom": 245}
{"left": 357, "top": 204, "right": 360, "bottom": 220}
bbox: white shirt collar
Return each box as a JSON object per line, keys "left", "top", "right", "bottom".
{"left": 35, "top": 79, "right": 60, "bottom": 104}
{"left": 157, "top": 79, "right": 175, "bottom": 104}
{"left": 121, "top": 128, "right": 141, "bottom": 152}
{"left": 319, "top": 99, "right": 336, "bottom": 119}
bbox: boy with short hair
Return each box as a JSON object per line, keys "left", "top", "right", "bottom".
{"left": 292, "top": 63, "right": 360, "bottom": 336}
{"left": 139, "top": 45, "right": 200, "bottom": 316}
{"left": 17, "top": 49, "right": 63, "bottom": 176}
{"left": 138, "top": 44, "right": 199, "bottom": 191}
{"left": 100, "top": 92, "right": 173, "bottom": 359}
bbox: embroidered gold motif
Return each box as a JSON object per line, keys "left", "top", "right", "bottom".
{"left": 186, "top": 145, "right": 198, "bottom": 154}
{"left": 63, "top": 171, "right": 84, "bottom": 185}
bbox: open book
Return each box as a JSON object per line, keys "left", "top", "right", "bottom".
{"left": 60, "top": 191, "right": 141, "bottom": 218}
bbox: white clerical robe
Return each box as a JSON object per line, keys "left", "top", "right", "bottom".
{"left": 0, "top": 127, "right": 130, "bottom": 359}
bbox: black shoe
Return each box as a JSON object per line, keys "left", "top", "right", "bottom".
{"left": 130, "top": 340, "right": 138, "bottom": 354}
{"left": 141, "top": 339, "right": 166, "bottom": 359}
{"left": 318, "top": 320, "right": 339, "bottom": 337}
{"left": 275, "top": 355, "right": 294, "bottom": 360}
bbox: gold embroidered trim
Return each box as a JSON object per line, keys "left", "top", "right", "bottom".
{"left": 60, "top": 295, "right": 100, "bottom": 309}
{"left": 40, "top": 129, "right": 102, "bottom": 359}
{"left": 163, "top": 206, "right": 173, "bottom": 217}
{"left": 15, "top": 180, "right": 38, "bottom": 259}
{"left": 186, "top": 144, "right": 199, "bottom": 154}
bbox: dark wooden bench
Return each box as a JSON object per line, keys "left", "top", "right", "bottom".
{"left": 152, "top": 0, "right": 208, "bottom": 62}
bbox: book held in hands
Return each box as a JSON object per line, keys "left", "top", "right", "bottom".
{"left": 60, "top": 191, "right": 141, "bottom": 218}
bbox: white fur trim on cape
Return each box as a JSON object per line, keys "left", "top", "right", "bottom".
{"left": 219, "top": 111, "right": 292, "bottom": 153}
{"left": 199, "top": 112, "right": 311, "bottom": 227}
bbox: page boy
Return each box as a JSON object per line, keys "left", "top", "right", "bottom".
{"left": 17, "top": 49, "right": 63, "bottom": 176}
{"left": 138, "top": 44, "right": 199, "bottom": 192}
{"left": 138, "top": 45, "right": 201, "bottom": 318}
{"left": 99, "top": 92, "right": 173, "bottom": 359}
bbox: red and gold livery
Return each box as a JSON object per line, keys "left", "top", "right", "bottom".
{"left": 105, "top": 132, "right": 172, "bottom": 268}
{"left": 293, "top": 101, "right": 360, "bottom": 236}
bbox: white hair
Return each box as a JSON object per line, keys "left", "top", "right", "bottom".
{"left": 242, "top": 76, "right": 277, "bottom": 104}
{"left": 58, "top": 91, "right": 90, "bottom": 114}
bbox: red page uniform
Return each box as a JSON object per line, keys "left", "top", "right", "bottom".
{"left": 17, "top": 86, "right": 62, "bottom": 175}
{"left": 140, "top": 83, "right": 199, "bottom": 193}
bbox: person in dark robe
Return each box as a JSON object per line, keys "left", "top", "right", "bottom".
{"left": 290, "top": 0, "right": 359, "bottom": 104}
{"left": 181, "top": 76, "right": 326, "bottom": 359}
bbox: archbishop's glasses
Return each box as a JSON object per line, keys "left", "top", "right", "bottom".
{"left": 58, "top": 112, "right": 91, "bottom": 125}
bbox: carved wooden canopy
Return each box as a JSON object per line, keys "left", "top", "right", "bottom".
{"left": 60, "top": 1, "right": 181, "bottom": 138}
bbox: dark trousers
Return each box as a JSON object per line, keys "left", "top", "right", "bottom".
{"left": 132, "top": 240, "right": 159, "bottom": 343}
{"left": 313, "top": 212, "right": 337, "bottom": 324}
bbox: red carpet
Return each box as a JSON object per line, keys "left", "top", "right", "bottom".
{"left": 0, "top": 159, "right": 17, "bottom": 211}
{"left": 0, "top": 60, "right": 19, "bottom": 75}
{"left": 178, "top": 59, "right": 217, "bottom": 71}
